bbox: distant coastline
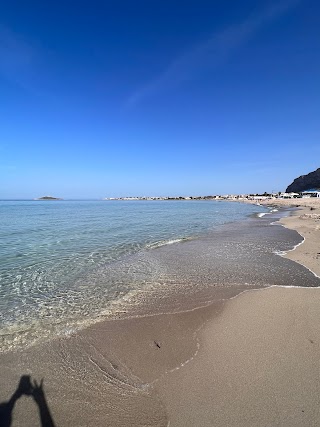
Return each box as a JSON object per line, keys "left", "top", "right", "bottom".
{"left": 103, "top": 191, "right": 317, "bottom": 202}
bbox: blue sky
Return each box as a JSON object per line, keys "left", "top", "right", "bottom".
{"left": 0, "top": 0, "right": 319, "bottom": 199}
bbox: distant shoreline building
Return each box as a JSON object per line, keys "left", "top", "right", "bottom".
{"left": 301, "top": 190, "right": 320, "bottom": 198}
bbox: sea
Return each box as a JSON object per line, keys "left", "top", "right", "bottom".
{"left": 1, "top": 200, "right": 319, "bottom": 352}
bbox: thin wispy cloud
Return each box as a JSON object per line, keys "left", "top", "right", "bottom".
{"left": 127, "top": 0, "right": 300, "bottom": 107}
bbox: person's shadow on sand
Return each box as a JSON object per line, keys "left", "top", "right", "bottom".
{"left": 0, "top": 375, "right": 55, "bottom": 427}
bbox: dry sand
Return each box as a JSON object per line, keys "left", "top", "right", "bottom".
{"left": 156, "top": 286, "right": 320, "bottom": 426}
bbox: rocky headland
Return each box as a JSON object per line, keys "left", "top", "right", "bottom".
{"left": 286, "top": 167, "right": 320, "bottom": 193}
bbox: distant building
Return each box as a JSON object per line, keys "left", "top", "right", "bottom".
{"left": 252, "top": 196, "right": 269, "bottom": 200}
{"left": 301, "top": 190, "right": 320, "bottom": 198}
{"left": 278, "top": 192, "right": 299, "bottom": 199}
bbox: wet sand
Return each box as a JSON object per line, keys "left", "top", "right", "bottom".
{"left": 0, "top": 302, "right": 225, "bottom": 426}
{"left": 240, "top": 197, "right": 320, "bottom": 276}
{"left": 279, "top": 202, "right": 320, "bottom": 277}
{"left": 1, "top": 206, "right": 320, "bottom": 426}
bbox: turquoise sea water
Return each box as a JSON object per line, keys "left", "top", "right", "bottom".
{"left": 0, "top": 200, "right": 265, "bottom": 350}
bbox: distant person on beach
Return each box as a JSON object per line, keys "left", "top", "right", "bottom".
{"left": 0, "top": 375, "right": 55, "bottom": 427}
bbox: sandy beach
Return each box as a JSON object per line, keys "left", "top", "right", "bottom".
{"left": 1, "top": 0, "right": 319, "bottom": 423}
{"left": 156, "top": 286, "right": 320, "bottom": 426}
{"left": 1, "top": 200, "right": 320, "bottom": 426}
{"left": 151, "top": 199, "right": 320, "bottom": 426}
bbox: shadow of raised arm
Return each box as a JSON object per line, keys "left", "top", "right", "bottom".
{"left": 0, "top": 375, "right": 33, "bottom": 427}
{"left": 31, "top": 379, "right": 56, "bottom": 427}
{"left": 0, "top": 375, "right": 56, "bottom": 427}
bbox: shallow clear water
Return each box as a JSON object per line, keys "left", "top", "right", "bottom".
{"left": 0, "top": 200, "right": 266, "bottom": 349}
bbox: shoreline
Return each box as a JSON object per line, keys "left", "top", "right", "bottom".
{"left": 154, "top": 199, "right": 320, "bottom": 426}
{"left": 279, "top": 205, "right": 320, "bottom": 278}
{"left": 0, "top": 203, "right": 319, "bottom": 425}
{"left": 243, "top": 197, "right": 320, "bottom": 277}
{"left": 0, "top": 200, "right": 265, "bottom": 353}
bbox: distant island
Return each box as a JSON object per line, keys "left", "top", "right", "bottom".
{"left": 34, "top": 196, "right": 63, "bottom": 201}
